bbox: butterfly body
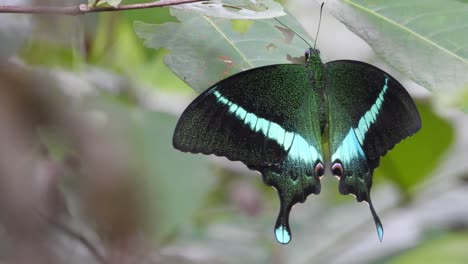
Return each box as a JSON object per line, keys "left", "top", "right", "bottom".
{"left": 173, "top": 48, "right": 421, "bottom": 244}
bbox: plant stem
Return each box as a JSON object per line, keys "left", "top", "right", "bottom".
{"left": 0, "top": 0, "right": 204, "bottom": 15}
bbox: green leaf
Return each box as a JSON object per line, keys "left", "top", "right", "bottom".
{"left": 122, "top": 0, "right": 178, "bottom": 24}
{"left": 134, "top": 9, "right": 313, "bottom": 92}
{"left": 129, "top": 110, "right": 216, "bottom": 240}
{"left": 327, "top": 0, "right": 468, "bottom": 109}
{"left": 89, "top": 0, "right": 122, "bottom": 7}
{"left": 171, "top": 0, "right": 286, "bottom": 19}
{"left": 104, "top": 0, "right": 122, "bottom": 7}
{"left": 88, "top": 0, "right": 98, "bottom": 6}
{"left": 386, "top": 231, "right": 468, "bottom": 264}
{"left": 21, "top": 40, "right": 85, "bottom": 69}
{"left": 375, "top": 102, "right": 454, "bottom": 197}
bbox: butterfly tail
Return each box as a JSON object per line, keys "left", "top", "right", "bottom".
{"left": 368, "top": 196, "right": 384, "bottom": 242}
{"left": 260, "top": 163, "right": 321, "bottom": 245}
{"left": 274, "top": 197, "right": 293, "bottom": 244}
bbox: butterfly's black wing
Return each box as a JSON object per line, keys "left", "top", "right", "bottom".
{"left": 325, "top": 60, "right": 421, "bottom": 240}
{"left": 173, "top": 64, "right": 325, "bottom": 244}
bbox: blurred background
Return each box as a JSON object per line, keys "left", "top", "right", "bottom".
{"left": 0, "top": 0, "right": 467, "bottom": 263}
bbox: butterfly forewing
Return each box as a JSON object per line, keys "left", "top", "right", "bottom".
{"left": 174, "top": 64, "right": 323, "bottom": 166}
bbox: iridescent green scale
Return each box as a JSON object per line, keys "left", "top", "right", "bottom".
{"left": 173, "top": 48, "right": 421, "bottom": 244}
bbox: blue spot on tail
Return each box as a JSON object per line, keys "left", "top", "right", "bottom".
{"left": 275, "top": 225, "right": 291, "bottom": 244}
{"left": 376, "top": 223, "right": 384, "bottom": 242}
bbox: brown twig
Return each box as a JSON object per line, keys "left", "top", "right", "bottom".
{"left": 0, "top": 0, "right": 204, "bottom": 15}
{"left": 43, "top": 213, "right": 106, "bottom": 263}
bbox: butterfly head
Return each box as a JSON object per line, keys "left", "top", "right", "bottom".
{"left": 305, "top": 48, "right": 322, "bottom": 66}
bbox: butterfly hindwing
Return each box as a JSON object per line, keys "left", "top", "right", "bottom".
{"left": 325, "top": 60, "right": 421, "bottom": 240}
{"left": 326, "top": 60, "right": 421, "bottom": 159}
{"left": 173, "top": 64, "right": 325, "bottom": 244}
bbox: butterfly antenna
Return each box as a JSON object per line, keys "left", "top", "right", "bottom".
{"left": 274, "top": 18, "right": 313, "bottom": 49}
{"left": 313, "top": 2, "right": 325, "bottom": 50}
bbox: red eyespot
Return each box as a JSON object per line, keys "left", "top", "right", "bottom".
{"left": 331, "top": 163, "right": 343, "bottom": 178}
{"left": 314, "top": 162, "right": 324, "bottom": 178}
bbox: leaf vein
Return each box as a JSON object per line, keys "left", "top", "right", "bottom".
{"left": 345, "top": 0, "right": 468, "bottom": 64}
{"left": 202, "top": 16, "right": 254, "bottom": 68}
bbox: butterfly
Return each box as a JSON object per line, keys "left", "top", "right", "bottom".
{"left": 172, "top": 42, "right": 421, "bottom": 244}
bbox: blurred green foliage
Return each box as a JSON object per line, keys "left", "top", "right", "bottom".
{"left": 385, "top": 231, "right": 468, "bottom": 264}
{"left": 375, "top": 102, "right": 454, "bottom": 200}
{"left": 9, "top": 0, "right": 466, "bottom": 263}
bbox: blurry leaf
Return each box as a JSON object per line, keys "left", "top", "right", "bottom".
{"left": 102, "top": 0, "right": 122, "bottom": 7}
{"left": 375, "top": 102, "right": 454, "bottom": 197}
{"left": 122, "top": 0, "right": 178, "bottom": 24}
{"left": 18, "top": 6, "right": 86, "bottom": 69}
{"left": 89, "top": 14, "right": 144, "bottom": 70}
{"left": 135, "top": 10, "right": 313, "bottom": 92}
{"left": 0, "top": 0, "right": 31, "bottom": 61}
{"left": 90, "top": 13, "right": 190, "bottom": 92}
{"left": 103, "top": 18, "right": 145, "bottom": 72}
{"left": 386, "top": 231, "right": 468, "bottom": 264}
{"left": 172, "top": 0, "right": 286, "bottom": 19}
{"left": 38, "top": 129, "right": 73, "bottom": 161}
{"left": 89, "top": 0, "right": 121, "bottom": 7}
{"left": 21, "top": 41, "right": 84, "bottom": 69}
{"left": 129, "top": 110, "right": 216, "bottom": 241}
{"left": 169, "top": 222, "right": 273, "bottom": 264}
{"left": 327, "top": 0, "right": 468, "bottom": 110}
